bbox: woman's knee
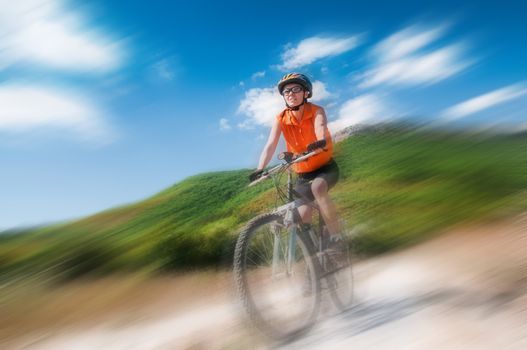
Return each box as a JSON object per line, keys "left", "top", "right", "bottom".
{"left": 298, "top": 205, "right": 312, "bottom": 222}
{"left": 311, "top": 178, "right": 328, "bottom": 198}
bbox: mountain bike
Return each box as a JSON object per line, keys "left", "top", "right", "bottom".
{"left": 233, "top": 150, "right": 354, "bottom": 341}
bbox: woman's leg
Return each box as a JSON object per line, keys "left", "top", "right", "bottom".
{"left": 310, "top": 177, "right": 340, "bottom": 235}
{"left": 298, "top": 204, "right": 313, "bottom": 224}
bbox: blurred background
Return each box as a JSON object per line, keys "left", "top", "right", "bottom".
{"left": 1, "top": 0, "right": 527, "bottom": 349}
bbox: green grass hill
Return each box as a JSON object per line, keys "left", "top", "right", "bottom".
{"left": 1, "top": 124, "right": 527, "bottom": 281}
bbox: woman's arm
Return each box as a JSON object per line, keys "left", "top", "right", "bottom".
{"left": 313, "top": 107, "right": 329, "bottom": 141}
{"left": 305, "top": 107, "right": 330, "bottom": 153}
{"left": 256, "top": 118, "right": 282, "bottom": 170}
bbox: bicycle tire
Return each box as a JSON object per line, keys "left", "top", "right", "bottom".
{"left": 233, "top": 213, "right": 320, "bottom": 340}
{"left": 326, "top": 239, "right": 354, "bottom": 311}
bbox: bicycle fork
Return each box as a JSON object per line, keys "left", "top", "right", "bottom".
{"left": 271, "top": 225, "right": 280, "bottom": 276}
{"left": 285, "top": 169, "right": 297, "bottom": 275}
{"left": 287, "top": 226, "right": 297, "bottom": 274}
{"left": 271, "top": 170, "right": 304, "bottom": 277}
{"left": 270, "top": 223, "right": 297, "bottom": 277}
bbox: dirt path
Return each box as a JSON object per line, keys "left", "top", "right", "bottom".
{"left": 5, "top": 213, "right": 527, "bottom": 349}
{"left": 280, "top": 215, "right": 527, "bottom": 350}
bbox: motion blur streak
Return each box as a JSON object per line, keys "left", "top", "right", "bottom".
{"left": 2, "top": 125, "right": 527, "bottom": 349}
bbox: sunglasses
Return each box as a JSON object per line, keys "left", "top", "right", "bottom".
{"left": 282, "top": 86, "right": 304, "bottom": 95}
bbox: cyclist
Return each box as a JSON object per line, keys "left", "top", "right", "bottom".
{"left": 250, "top": 72, "right": 345, "bottom": 260}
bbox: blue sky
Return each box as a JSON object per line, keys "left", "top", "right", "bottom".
{"left": 1, "top": 0, "right": 526, "bottom": 230}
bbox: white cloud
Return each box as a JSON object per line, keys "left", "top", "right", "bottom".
{"left": 279, "top": 35, "right": 361, "bottom": 71}
{"left": 311, "top": 81, "right": 331, "bottom": 102}
{"left": 151, "top": 58, "right": 176, "bottom": 81}
{"left": 373, "top": 24, "right": 447, "bottom": 62}
{"left": 361, "top": 44, "right": 469, "bottom": 88}
{"left": 441, "top": 83, "right": 527, "bottom": 120}
{"left": 328, "top": 94, "right": 393, "bottom": 132}
{"left": 0, "top": 84, "right": 113, "bottom": 142}
{"left": 237, "top": 87, "right": 283, "bottom": 128}
{"left": 251, "top": 71, "right": 266, "bottom": 80}
{"left": 237, "top": 120, "right": 254, "bottom": 130}
{"left": 0, "top": 0, "right": 123, "bottom": 73}
{"left": 219, "top": 118, "right": 231, "bottom": 131}
{"left": 237, "top": 81, "right": 331, "bottom": 128}
{"left": 360, "top": 24, "right": 471, "bottom": 88}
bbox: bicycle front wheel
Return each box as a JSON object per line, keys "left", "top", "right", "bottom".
{"left": 233, "top": 213, "right": 320, "bottom": 340}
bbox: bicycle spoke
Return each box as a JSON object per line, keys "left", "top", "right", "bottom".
{"left": 234, "top": 214, "right": 320, "bottom": 340}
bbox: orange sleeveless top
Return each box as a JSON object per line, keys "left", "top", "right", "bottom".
{"left": 276, "top": 102, "right": 333, "bottom": 173}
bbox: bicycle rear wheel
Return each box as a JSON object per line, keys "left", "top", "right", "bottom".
{"left": 234, "top": 213, "right": 320, "bottom": 340}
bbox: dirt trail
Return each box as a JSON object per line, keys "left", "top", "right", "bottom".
{"left": 5, "top": 213, "right": 527, "bottom": 349}
{"left": 280, "top": 213, "right": 527, "bottom": 350}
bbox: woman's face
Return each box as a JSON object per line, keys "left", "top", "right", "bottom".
{"left": 282, "top": 83, "right": 308, "bottom": 107}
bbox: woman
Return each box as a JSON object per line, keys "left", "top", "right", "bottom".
{"left": 250, "top": 72, "right": 345, "bottom": 257}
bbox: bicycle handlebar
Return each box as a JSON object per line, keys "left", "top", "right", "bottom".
{"left": 248, "top": 150, "right": 322, "bottom": 187}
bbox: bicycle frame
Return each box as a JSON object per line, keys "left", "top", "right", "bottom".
{"left": 267, "top": 161, "right": 324, "bottom": 276}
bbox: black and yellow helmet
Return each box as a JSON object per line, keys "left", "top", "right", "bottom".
{"left": 277, "top": 73, "right": 313, "bottom": 98}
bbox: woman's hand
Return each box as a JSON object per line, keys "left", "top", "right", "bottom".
{"left": 249, "top": 169, "right": 264, "bottom": 182}
{"left": 306, "top": 139, "right": 327, "bottom": 153}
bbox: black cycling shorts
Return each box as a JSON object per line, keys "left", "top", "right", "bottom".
{"left": 294, "top": 159, "right": 340, "bottom": 202}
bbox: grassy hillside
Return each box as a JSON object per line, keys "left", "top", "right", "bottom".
{"left": 335, "top": 126, "right": 527, "bottom": 253}
{"left": 1, "top": 124, "right": 527, "bottom": 281}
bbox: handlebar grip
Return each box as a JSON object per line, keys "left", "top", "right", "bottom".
{"left": 278, "top": 152, "right": 294, "bottom": 163}
{"left": 249, "top": 169, "right": 264, "bottom": 182}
